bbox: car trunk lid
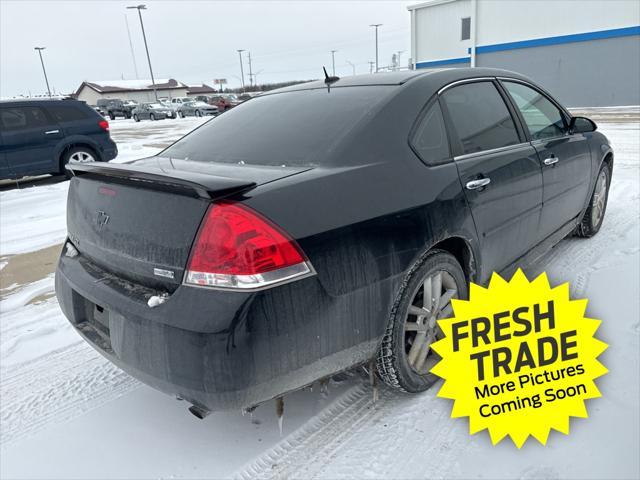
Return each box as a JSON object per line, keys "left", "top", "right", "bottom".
{"left": 66, "top": 159, "right": 310, "bottom": 291}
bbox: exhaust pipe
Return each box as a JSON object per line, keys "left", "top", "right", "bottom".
{"left": 188, "top": 404, "right": 211, "bottom": 419}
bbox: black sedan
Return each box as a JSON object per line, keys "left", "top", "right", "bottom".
{"left": 56, "top": 68, "right": 612, "bottom": 417}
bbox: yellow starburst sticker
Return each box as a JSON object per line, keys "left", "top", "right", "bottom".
{"left": 430, "top": 269, "right": 608, "bottom": 448}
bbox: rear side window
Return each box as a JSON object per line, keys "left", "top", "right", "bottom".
{"left": 502, "top": 81, "right": 568, "bottom": 140}
{"left": 162, "top": 86, "right": 394, "bottom": 167}
{"left": 441, "top": 81, "right": 520, "bottom": 155}
{"left": 47, "top": 105, "right": 89, "bottom": 122}
{"left": 411, "top": 100, "right": 450, "bottom": 165}
{"left": 0, "top": 106, "right": 50, "bottom": 131}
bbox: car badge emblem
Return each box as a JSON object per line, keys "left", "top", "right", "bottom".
{"left": 96, "top": 210, "right": 110, "bottom": 228}
{"left": 153, "top": 268, "right": 175, "bottom": 279}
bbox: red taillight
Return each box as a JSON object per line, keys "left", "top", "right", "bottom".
{"left": 98, "top": 120, "right": 109, "bottom": 131}
{"left": 185, "top": 201, "right": 313, "bottom": 289}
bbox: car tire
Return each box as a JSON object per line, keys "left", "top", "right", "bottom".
{"left": 150, "top": 113, "right": 155, "bottom": 121}
{"left": 109, "top": 113, "right": 115, "bottom": 120}
{"left": 576, "top": 162, "right": 611, "bottom": 238}
{"left": 133, "top": 114, "right": 140, "bottom": 122}
{"left": 179, "top": 111, "right": 185, "bottom": 118}
{"left": 61, "top": 146, "right": 98, "bottom": 179}
{"left": 376, "top": 249, "right": 468, "bottom": 393}
{"left": 195, "top": 110, "right": 202, "bottom": 117}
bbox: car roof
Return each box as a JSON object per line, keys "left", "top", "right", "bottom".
{"left": 0, "top": 97, "right": 83, "bottom": 106}
{"left": 262, "top": 67, "right": 531, "bottom": 96}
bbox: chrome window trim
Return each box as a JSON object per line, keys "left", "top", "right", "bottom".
{"left": 453, "top": 141, "right": 533, "bottom": 162}
{"left": 437, "top": 77, "right": 496, "bottom": 95}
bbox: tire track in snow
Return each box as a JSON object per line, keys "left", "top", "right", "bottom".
{"left": 233, "top": 383, "right": 474, "bottom": 480}
{"left": 528, "top": 177, "right": 638, "bottom": 298}
{"left": 0, "top": 342, "right": 139, "bottom": 446}
{"left": 234, "top": 384, "right": 374, "bottom": 480}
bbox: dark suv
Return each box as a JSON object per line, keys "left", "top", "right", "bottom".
{"left": 0, "top": 99, "right": 117, "bottom": 180}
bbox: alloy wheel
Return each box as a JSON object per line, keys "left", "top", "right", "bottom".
{"left": 591, "top": 170, "right": 608, "bottom": 227}
{"left": 404, "top": 270, "right": 458, "bottom": 375}
{"left": 69, "top": 150, "right": 95, "bottom": 164}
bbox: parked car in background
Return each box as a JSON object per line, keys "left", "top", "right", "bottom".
{"left": 132, "top": 103, "right": 175, "bottom": 121}
{"left": 223, "top": 94, "right": 242, "bottom": 106}
{"left": 56, "top": 68, "right": 612, "bottom": 417}
{"left": 177, "top": 101, "right": 219, "bottom": 117}
{"left": 0, "top": 98, "right": 117, "bottom": 180}
{"left": 96, "top": 98, "right": 135, "bottom": 120}
{"left": 169, "top": 97, "right": 195, "bottom": 113}
{"left": 208, "top": 94, "right": 240, "bottom": 112}
{"left": 92, "top": 105, "right": 106, "bottom": 117}
{"left": 124, "top": 100, "right": 138, "bottom": 111}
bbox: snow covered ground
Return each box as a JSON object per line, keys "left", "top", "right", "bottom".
{"left": 0, "top": 112, "right": 638, "bottom": 479}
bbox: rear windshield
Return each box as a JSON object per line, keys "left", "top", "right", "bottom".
{"left": 161, "top": 86, "right": 393, "bottom": 167}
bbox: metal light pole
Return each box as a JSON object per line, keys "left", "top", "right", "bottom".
{"left": 247, "top": 51, "right": 253, "bottom": 87}
{"left": 34, "top": 47, "right": 51, "bottom": 97}
{"left": 127, "top": 5, "right": 157, "bottom": 101}
{"left": 237, "top": 49, "right": 246, "bottom": 92}
{"left": 369, "top": 24, "right": 382, "bottom": 72}
{"left": 346, "top": 60, "right": 356, "bottom": 76}
{"left": 330, "top": 50, "right": 338, "bottom": 76}
{"left": 124, "top": 14, "right": 139, "bottom": 79}
{"left": 397, "top": 50, "right": 405, "bottom": 70}
{"left": 253, "top": 70, "right": 263, "bottom": 86}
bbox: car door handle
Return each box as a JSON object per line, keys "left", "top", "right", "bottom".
{"left": 44, "top": 130, "right": 60, "bottom": 135}
{"left": 543, "top": 156, "right": 559, "bottom": 166}
{"left": 466, "top": 178, "right": 491, "bottom": 190}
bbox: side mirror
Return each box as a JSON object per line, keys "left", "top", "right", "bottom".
{"left": 569, "top": 116, "right": 597, "bottom": 134}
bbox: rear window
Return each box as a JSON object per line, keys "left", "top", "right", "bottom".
{"left": 162, "top": 86, "right": 393, "bottom": 167}
{"left": 47, "top": 104, "right": 90, "bottom": 122}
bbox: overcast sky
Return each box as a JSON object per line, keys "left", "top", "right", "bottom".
{"left": 0, "top": 0, "right": 415, "bottom": 97}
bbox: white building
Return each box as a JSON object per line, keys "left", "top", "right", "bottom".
{"left": 408, "top": 0, "right": 640, "bottom": 106}
{"left": 74, "top": 79, "right": 189, "bottom": 104}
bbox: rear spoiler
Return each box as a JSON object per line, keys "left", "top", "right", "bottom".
{"left": 67, "top": 163, "right": 256, "bottom": 200}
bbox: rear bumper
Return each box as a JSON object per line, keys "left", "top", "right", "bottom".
{"left": 55, "top": 250, "right": 382, "bottom": 411}
{"left": 100, "top": 140, "right": 118, "bottom": 161}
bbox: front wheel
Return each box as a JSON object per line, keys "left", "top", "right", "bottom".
{"left": 150, "top": 113, "right": 155, "bottom": 121}
{"left": 195, "top": 110, "right": 202, "bottom": 117}
{"left": 133, "top": 114, "right": 140, "bottom": 122}
{"left": 179, "top": 111, "right": 185, "bottom": 118}
{"left": 576, "top": 163, "right": 611, "bottom": 238}
{"left": 109, "top": 113, "right": 115, "bottom": 120}
{"left": 376, "top": 250, "right": 468, "bottom": 393}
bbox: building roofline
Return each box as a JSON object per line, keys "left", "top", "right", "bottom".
{"left": 74, "top": 79, "right": 188, "bottom": 97}
{"left": 407, "top": 0, "right": 458, "bottom": 11}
